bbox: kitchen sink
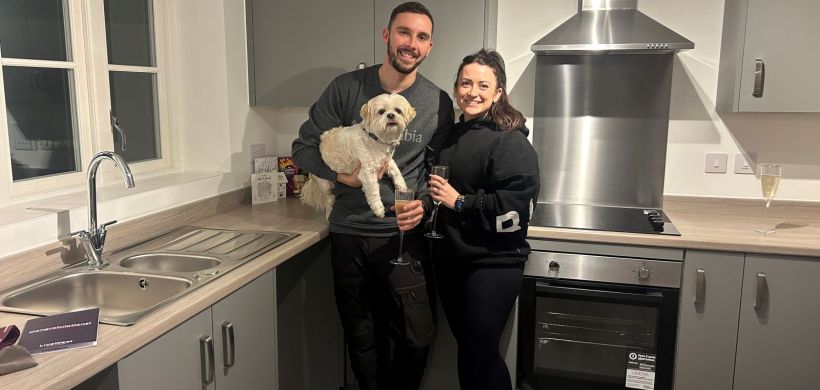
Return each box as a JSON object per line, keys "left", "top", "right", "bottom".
{"left": 0, "top": 226, "right": 299, "bottom": 325}
{"left": 0, "top": 270, "right": 192, "bottom": 326}
{"left": 119, "top": 253, "right": 222, "bottom": 273}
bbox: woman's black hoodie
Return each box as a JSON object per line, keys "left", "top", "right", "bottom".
{"left": 432, "top": 117, "right": 540, "bottom": 265}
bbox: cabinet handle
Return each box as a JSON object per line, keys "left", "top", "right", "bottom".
{"left": 753, "top": 59, "right": 765, "bottom": 98}
{"left": 694, "top": 269, "right": 706, "bottom": 305}
{"left": 200, "top": 335, "right": 215, "bottom": 385}
{"left": 754, "top": 272, "right": 767, "bottom": 310}
{"left": 221, "top": 321, "right": 236, "bottom": 368}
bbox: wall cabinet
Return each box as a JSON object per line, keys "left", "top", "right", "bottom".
{"left": 247, "top": 0, "right": 497, "bottom": 106}
{"left": 716, "top": 0, "right": 820, "bottom": 112}
{"left": 674, "top": 250, "right": 744, "bottom": 390}
{"left": 117, "top": 271, "right": 277, "bottom": 390}
{"left": 733, "top": 254, "right": 820, "bottom": 390}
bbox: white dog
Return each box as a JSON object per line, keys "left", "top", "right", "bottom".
{"left": 300, "top": 93, "right": 416, "bottom": 218}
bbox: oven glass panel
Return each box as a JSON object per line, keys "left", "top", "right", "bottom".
{"left": 534, "top": 295, "right": 657, "bottom": 382}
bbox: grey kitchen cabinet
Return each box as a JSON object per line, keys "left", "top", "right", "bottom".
{"left": 674, "top": 250, "right": 744, "bottom": 390}
{"left": 732, "top": 254, "right": 820, "bottom": 390}
{"left": 247, "top": 0, "right": 497, "bottom": 106}
{"left": 118, "top": 309, "right": 215, "bottom": 390}
{"left": 118, "top": 271, "right": 277, "bottom": 390}
{"left": 275, "top": 238, "right": 346, "bottom": 390}
{"left": 716, "top": 0, "right": 820, "bottom": 112}
{"left": 247, "top": 0, "right": 373, "bottom": 106}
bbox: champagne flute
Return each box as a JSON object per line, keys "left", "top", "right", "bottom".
{"left": 391, "top": 188, "right": 415, "bottom": 265}
{"left": 755, "top": 163, "right": 782, "bottom": 235}
{"left": 424, "top": 165, "right": 449, "bottom": 239}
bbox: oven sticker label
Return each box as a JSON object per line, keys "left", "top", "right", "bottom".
{"left": 625, "top": 351, "right": 656, "bottom": 390}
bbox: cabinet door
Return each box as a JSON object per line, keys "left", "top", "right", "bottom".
{"left": 738, "top": 0, "right": 820, "bottom": 112}
{"left": 212, "top": 270, "right": 277, "bottom": 390}
{"left": 734, "top": 254, "right": 820, "bottom": 389}
{"left": 249, "top": 0, "right": 374, "bottom": 106}
{"left": 374, "top": 1, "right": 493, "bottom": 95}
{"left": 118, "top": 309, "right": 215, "bottom": 390}
{"left": 674, "top": 250, "right": 743, "bottom": 390}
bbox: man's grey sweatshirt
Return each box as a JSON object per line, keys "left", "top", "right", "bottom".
{"left": 292, "top": 65, "right": 454, "bottom": 236}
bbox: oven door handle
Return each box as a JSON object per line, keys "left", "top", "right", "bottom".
{"left": 535, "top": 281, "right": 664, "bottom": 304}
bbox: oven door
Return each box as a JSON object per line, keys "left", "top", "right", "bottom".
{"left": 518, "top": 277, "right": 679, "bottom": 390}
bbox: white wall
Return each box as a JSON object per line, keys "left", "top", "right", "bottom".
{"left": 496, "top": 0, "right": 820, "bottom": 201}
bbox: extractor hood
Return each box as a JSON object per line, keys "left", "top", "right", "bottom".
{"left": 531, "top": 0, "right": 694, "bottom": 54}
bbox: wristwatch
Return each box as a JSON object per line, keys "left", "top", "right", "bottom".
{"left": 454, "top": 195, "right": 466, "bottom": 212}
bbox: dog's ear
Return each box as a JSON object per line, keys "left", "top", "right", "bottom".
{"left": 404, "top": 101, "right": 416, "bottom": 123}
{"left": 360, "top": 99, "right": 374, "bottom": 122}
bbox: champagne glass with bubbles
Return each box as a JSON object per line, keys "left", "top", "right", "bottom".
{"left": 755, "top": 163, "right": 782, "bottom": 235}
{"left": 391, "top": 189, "right": 415, "bottom": 265}
{"left": 424, "top": 165, "right": 449, "bottom": 239}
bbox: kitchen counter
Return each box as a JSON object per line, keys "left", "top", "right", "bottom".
{"left": 0, "top": 196, "right": 328, "bottom": 390}
{"left": 528, "top": 196, "right": 820, "bottom": 257}
{"left": 2, "top": 193, "right": 820, "bottom": 389}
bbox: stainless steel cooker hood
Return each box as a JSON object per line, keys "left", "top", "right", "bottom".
{"left": 532, "top": 0, "right": 694, "bottom": 54}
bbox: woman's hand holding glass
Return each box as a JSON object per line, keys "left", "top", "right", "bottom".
{"left": 429, "top": 175, "right": 460, "bottom": 210}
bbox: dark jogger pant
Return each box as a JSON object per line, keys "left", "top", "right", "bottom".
{"left": 436, "top": 262, "right": 524, "bottom": 390}
{"left": 330, "top": 233, "right": 435, "bottom": 390}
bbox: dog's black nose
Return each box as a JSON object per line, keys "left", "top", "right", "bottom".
{"left": 387, "top": 113, "right": 395, "bottom": 119}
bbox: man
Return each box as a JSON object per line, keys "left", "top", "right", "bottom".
{"left": 291, "top": 2, "right": 454, "bottom": 389}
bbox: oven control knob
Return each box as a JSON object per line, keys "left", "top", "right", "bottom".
{"left": 638, "top": 267, "right": 651, "bottom": 280}
{"left": 548, "top": 260, "right": 560, "bottom": 273}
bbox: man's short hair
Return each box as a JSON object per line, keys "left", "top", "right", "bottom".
{"left": 388, "top": 2, "right": 434, "bottom": 33}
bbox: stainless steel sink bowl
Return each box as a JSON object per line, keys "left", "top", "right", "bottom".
{"left": 0, "top": 226, "right": 299, "bottom": 326}
{"left": 0, "top": 270, "right": 192, "bottom": 325}
{"left": 119, "top": 253, "right": 222, "bottom": 272}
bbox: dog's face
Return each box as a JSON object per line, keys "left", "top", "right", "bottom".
{"left": 359, "top": 94, "right": 416, "bottom": 141}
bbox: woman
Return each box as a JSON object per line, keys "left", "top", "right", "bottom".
{"left": 428, "top": 49, "right": 540, "bottom": 389}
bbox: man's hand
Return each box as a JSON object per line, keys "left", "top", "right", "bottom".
{"left": 336, "top": 160, "right": 390, "bottom": 188}
{"left": 337, "top": 163, "right": 362, "bottom": 187}
{"left": 392, "top": 199, "right": 424, "bottom": 232}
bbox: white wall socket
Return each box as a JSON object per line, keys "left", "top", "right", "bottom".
{"left": 734, "top": 154, "right": 755, "bottom": 174}
{"left": 704, "top": 153, "right": 728, "bottom": 174}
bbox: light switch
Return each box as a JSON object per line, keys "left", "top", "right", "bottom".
{"left": 734, "top": 154, "right": 755, "bottom": 174}
{"left": 704, "top": 153, "right": 728, "bottom": 174}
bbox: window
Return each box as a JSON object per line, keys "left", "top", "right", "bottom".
{"left": 0, "top": 0, "right": 170, "bottom": 199}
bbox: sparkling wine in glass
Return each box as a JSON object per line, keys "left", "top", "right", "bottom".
{"left": 391, "top": 189, "right": 415, "bottom": 265}
{"left": 424, "top": 165, "right": 449, "bottom": 239}
{"left": 755, "top": 163, "right": 781, "bottom": 235}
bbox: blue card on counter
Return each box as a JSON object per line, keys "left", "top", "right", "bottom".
{"left": 17, "top": 308, "right": 100, "bottom": 355}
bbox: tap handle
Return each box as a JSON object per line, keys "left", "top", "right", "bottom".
{"left": 69, "top": 230, "right": 90, "bottom": 239}
{"left": 100, "top": 220, "right": 118, "bottom": 230}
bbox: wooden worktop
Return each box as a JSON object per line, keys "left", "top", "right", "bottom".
{"left": 0, "top": 195, "right": 329, "bottom": 390}
{"left": 528, "top": 196, "right": 820, "bottom": 257}
{"left": 1, "top": 193, "right": 819, "bottom": 389}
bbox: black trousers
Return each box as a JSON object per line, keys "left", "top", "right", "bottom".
{"left": 330, "top": 233, "right": 435, "bottom": 390}
{"left": 436, "top": 262, "right": 524, "bottom": 390}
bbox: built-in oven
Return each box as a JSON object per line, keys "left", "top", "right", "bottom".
{"left": 518, "top": 249, "right": 681, "bottom": 390}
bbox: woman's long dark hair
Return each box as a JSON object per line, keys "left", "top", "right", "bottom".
{"left": 454, "top": 49, "right": 525, "bottom": 132}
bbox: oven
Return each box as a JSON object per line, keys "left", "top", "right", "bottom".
{"left": 517, "top": 249, "right": 681, "bottom": 390}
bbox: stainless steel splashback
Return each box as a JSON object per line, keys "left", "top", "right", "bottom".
{"left": 533, "top": 54, "right": 674, "bottom": 208}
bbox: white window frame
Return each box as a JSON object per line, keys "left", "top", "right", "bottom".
{"left": 0, "top": 0, "right": 174, "bottom": 201}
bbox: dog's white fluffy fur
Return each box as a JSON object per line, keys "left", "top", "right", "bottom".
{"left": 300, "top": 93, "right": 416, "bottom": 218}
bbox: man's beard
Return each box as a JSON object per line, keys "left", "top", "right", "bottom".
{"left": 387, "top": 39, "right": 425, "bottom": 74}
